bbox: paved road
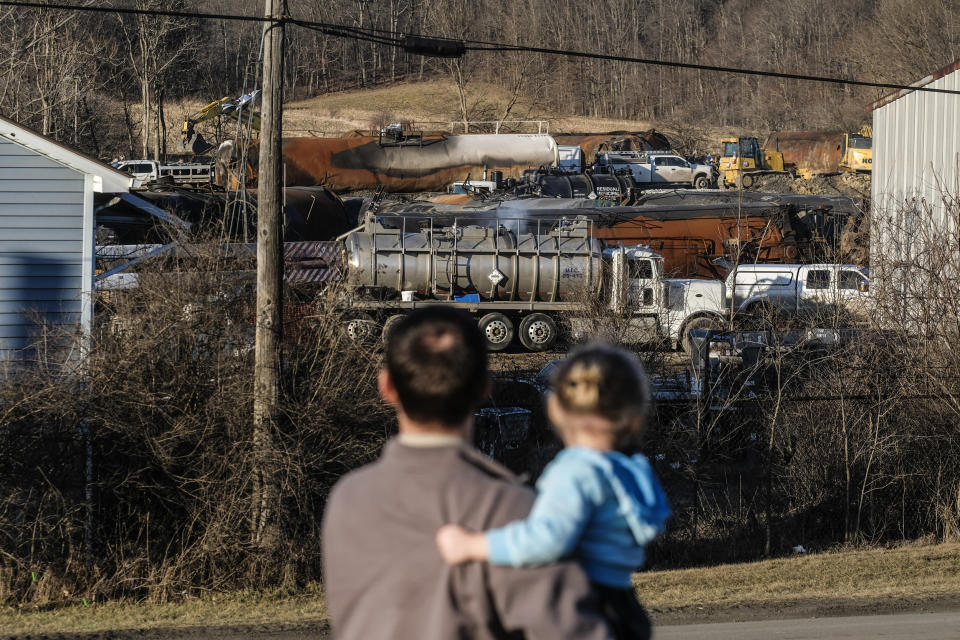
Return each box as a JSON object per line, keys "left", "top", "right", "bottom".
{"left": 656, "top": 611, "right": 960, "bottom": 640}
{"left": 14, "top": 611, "right": 960, "bottom": 640}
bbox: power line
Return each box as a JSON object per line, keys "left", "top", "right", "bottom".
{"left": 462, "top": 41, "right": 960, "bottom": 97}
{"left": 0, "top": 0, "right": 270, "bottom": 23}
{"left": 3, "top": 0, "right": 960, "bottom": 97}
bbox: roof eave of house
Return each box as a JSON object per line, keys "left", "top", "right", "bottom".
{"left": 0, "top": 113, "right": 132, "bottom": 193}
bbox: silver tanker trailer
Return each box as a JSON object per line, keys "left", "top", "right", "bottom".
{"left": 341, "top": 214, "right": 727, "bottom": 352}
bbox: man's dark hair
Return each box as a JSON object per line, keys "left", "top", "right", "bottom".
{"left": 385, "top": 307, "right": 488, "bottom": 426}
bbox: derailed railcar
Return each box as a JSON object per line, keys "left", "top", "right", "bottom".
{"left": 373, "top": 191, "right": 862, "bottom": 279}
{"left": 96, "top": 185, "right": 353, "bottom": 244}
{"left": 763, "top": 131, "right": 845, "bottom": 176}
{"left": 554, "top": 130, "right": 671, "bottom": 164}
{"left": 217, "top": 133, "right": 559, "bottom": 193}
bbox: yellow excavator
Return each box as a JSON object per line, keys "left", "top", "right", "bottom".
{"left": 181, "top": 90, "right": 261, "bottom": 155}
{"left": 717, "top": 137, "right": 788, "bottom": 188}
{"left": 838, "top": 126, "right": 872, "bottom": 173}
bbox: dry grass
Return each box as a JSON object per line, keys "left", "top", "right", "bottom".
{"left": 0, "top": 585, "right": 327, "bottom": 635}
{"left": 284, "top": 80, "right": 654, "bottom": 136}
{"left": 162, "top": 80, "right": 656, "bottom": 142}
{"left": 636, "top": 542, "right": 960, "bottom": 612}
{"left": 161, "top": 85, "right": 751, "bottom": 146}
{"left": 4, "top": 544, "right": 959, "bottom": 634}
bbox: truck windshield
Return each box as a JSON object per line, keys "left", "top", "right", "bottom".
{"left": 629, "top": 259, "right": 653, "bottom": 279}
{"left": 848, "top": 136, "right": 871, "bottom": 149}
{"left": 839, "top": 270, "right": 867, "bottom": 290}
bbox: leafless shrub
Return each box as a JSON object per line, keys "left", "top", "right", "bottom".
{"left": 0, "top": 242, "right": 390, "bottom": 605}
{"left": 646, "top": 196, "right": 960, "bottom": 566}
{"left": 368, "top": 110, "right": 395, "bottom": 132}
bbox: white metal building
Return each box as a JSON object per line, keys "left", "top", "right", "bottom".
{"left": 871, "top": 60, "right": 960, "bottom": 264}
{"left": 0, "top": 115, "right": 132, "bottom": 364}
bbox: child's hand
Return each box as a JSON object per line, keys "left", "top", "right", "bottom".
{"left": 436, "top": 524, "right": 488, "bottom": 565}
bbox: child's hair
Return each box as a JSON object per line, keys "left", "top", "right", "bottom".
{"left": 550, "top": 343, "right": 652, "bottom": 450}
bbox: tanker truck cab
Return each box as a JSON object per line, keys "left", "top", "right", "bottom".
{"left": 603, "top": 245, "right": 727, "bottom": 352}
{"left": 604, "top": 245, "right": 663, "bottom": 313}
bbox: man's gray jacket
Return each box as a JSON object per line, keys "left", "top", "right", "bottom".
{"left": 322, "top": 438, "right": 613, "bottom": 640}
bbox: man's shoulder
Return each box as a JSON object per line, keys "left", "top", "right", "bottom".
{"left": 455, "top": 444, "right": 522, "bottom": 483}
{"left": 450, "top": 446, "right": 537, "bottom": 524}
{"left": 325, "top": 442, "right": 532, "bottom": 506}
{"left": 324, "top": 458, "right": 385, "bottom": 520}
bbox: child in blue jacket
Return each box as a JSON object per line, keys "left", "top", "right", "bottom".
{"left": 437, "top": 344, "right": 671, "bottom": 640}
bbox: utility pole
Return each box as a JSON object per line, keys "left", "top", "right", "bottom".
{"left": 252, "top": 0, "right": 285, "bottom": 548}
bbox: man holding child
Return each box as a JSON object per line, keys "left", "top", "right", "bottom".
{"left": 323, "top": 307, "right": 668, "bottom": 639}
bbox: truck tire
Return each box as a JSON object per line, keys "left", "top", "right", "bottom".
{"left": 518, "top": 313, "right": 558, "bottom": 352}
{"left": 681, "top": 315, "right": 724, "bottom": 353}
{"left": 478, "top": 313, "right": 514, "bottom": 352}
{"left": 693, "top": 174, "right": 711, "bottom": 189}
{"left": 343, "top": 312, "right": 380, "bottom": 343}
{"left": 381, "top": 314, "right": 405, "bottom": 344}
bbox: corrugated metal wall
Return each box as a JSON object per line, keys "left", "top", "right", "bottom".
{"left": 872, "top": 68, "right": 960, "bottom": 264}
{"left": 0, "top": 136, "right": 86, "bottom": 361}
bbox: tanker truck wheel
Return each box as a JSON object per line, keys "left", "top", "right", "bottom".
{"left": 518, "top": 313, "right": 558, "bottom": 352}
{"left": 343, "top": 312, "right": 380, "bottom": 343}
{"left": 381, "top": 314, "right": 405, "bottom": 344}
{"left": 478, "top": 313, "right": 514, "bottom": 352}
{"left": 681, "top": 315, "right": 724, "bottom": 353}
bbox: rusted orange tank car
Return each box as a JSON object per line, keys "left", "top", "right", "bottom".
{"left": 593, "top": 207, "right": 800, "bottom": 277}
{"left": 763, "top": 132, "right": 845, "bottom": 175}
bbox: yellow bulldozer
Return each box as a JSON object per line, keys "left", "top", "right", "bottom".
{"left": 719, "top": 127, "right": 873, "bottom": 188}
{"left": 717, "top": 137, "right": 787, "bottom": 188}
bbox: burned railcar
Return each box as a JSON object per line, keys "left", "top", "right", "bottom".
{"left": 95, "top": 185, "right": 353, "bottom": 245}
{"left": 217, "top": 133, "right": 559, "bottom": 193}
{"left": 373, "top": 191, "right": 862, "bottom": 279}
{"left": 553, "top": 130, "right": 671, "bottom": 165}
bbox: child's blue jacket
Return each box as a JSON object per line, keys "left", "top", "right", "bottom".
{"left": 486, "top": 446, "right": 671, "bottom": 587}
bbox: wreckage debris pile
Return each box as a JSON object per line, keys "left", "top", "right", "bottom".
{"left": 750, "top": 172, "right": 870, "bottom": 199}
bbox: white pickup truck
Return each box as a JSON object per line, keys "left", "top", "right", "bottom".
{"left": 594, "top": 151, "right": 716, "bottom": 189}
{"left": 650, "top": 262, "right": 872, "bottom": 349}
{"left": 725, "top": 263, "right": 870, "bottom": 318}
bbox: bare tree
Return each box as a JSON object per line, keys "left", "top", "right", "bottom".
{"left": 117, "top": 0, "right": 199, "bottom": 158}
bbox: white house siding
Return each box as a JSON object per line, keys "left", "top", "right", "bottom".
{"left": 872, "top": 65, "right": 960, "bottom": 265}
{"left": 0, "top": 136, "right": 87, "bottom": 361}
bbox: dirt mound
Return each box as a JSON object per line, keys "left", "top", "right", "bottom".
{"left": 751, "top": 172, "right": 870, "bottom": 199}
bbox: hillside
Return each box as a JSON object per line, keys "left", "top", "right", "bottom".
{"left": 162, "top": 80, "right": 659, "bottom": 144}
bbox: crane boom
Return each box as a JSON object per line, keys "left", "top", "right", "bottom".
{"left": 181, "top": 90, "right": 261, "bottom": 154}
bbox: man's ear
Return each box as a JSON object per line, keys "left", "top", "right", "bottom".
{"left": 378, "top": 368, "right": 400, "bottom": 408}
